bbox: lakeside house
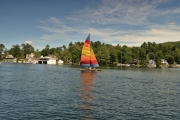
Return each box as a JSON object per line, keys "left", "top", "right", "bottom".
{"left": 26, "top": 53, "right": 35, "bottom": 63}
{"left": 31, "top": 58, "right": 39, "bottom": 64}
{"left": 4, "top": 55, "right": 16, "bottom": 63}
{"left": 160, "top": 59, "right": 169, "bottom": 67}
{"left": 38, "top": 56, "right": 57, "bottom": 64}
{"left": 2, "top": 53, "right": 63, "bottom": 65}
{"left": 58, "top": 59, "right": 64, "bottom": 64}
{"left": 148, "top": 59, "right": 156, "bottom": 68}
{"left": 18, "top": 59, "right": 26, "bottom": 63}
{"left": 39, "top": 55, "right": 64, "bottom": 64}
{"left": 26, "top": 53, "right": 39, "bottom": 64}
{"left": 170, "top": 62, "right": 180, "bottom": 68}
{"left": 26, "top": 53, "right": 56, "bottom": 64}
{"left": 161, "top": 59, "right": 168, "bottom": 65}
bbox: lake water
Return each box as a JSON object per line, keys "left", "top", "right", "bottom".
{"left": 0, "top": 63, "right": 180, "bottom": 120}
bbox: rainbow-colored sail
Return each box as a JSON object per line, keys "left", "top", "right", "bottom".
{"left": 80, "top": 34, "right": 99, "bottom": 68}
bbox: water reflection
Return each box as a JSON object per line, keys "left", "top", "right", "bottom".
{"left": 79, "top": 72, "right": 96, "bottom": 119}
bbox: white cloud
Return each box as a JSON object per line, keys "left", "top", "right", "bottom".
{"left": 68, "top": 0, "right": 170, "bottom": 25}
{"left": 81, "top": 23, "right": 180, "bottom": 47}
{"left": 37, "top": 0, "right": 180, "bottom": 48}
{"left": 24, "top": 41, "right": 33, "bottom": 45}
{"left": 38, "top": 17, "right": 180, "bottom": 47}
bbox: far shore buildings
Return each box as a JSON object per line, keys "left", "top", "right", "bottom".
{"left": 161, "top": 59, "right": 169, "bottom": 66}
{"left": 3, "top": 53, "right": 64, "bottom": 65}
{"left": 4, "top": 55, "right": 16, "bottom": 62}
{"left": 26, "top": 53, "right": 39, "bottom": 64}
{"left": 38, "top": 56, "right": 56, "bottom": 64}
{"left": 26, "top": 53, "right": 64, "bottom": 65}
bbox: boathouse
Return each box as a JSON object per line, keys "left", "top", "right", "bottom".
{"left": 38, "top": 56, "right": 57, "bottom": 64}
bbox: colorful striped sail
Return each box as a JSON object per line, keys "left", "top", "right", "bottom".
{"left": 80, "top": 34, "right": 99, "bottom": 68}
{"left": 90, "top": 48, "right": 99, "bottom": 68}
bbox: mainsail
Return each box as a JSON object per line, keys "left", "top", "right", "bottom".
{"left": 80, "top": 34, "right": 99, "bottom": 68}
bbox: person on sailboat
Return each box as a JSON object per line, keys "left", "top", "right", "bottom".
{"left": 87, "top": 66, "right": 92, "bottom": 70}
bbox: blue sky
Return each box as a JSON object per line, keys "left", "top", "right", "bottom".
{"left": 1, "top": 0, "right": 180, "bottom": 50}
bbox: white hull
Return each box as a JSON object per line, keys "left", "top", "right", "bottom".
{"left": 79, "top": 69, "right": 102, "bottom": 72}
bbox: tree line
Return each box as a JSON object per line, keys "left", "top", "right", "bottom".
{"left": 1, "top": 41, "right": 180, "bottom": 67}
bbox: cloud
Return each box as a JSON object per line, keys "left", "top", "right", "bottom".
{"left": 82, "top": 23, "right": 180, "bottom": 46}
{"left": 68, "top": 0, "right": 170, "bottom": 25}
{"left": 37, "top": 0, "right": 180, "bottom": 48}
{"left": 24, "top": 41, "right": 33, "bottom": 45}
{"left": 38, "top": 20, "right": 180, "bottom": 47}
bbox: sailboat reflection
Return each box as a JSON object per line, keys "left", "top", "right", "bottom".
{"left": 79, "top": 72, "right": 96, "bottom": 119}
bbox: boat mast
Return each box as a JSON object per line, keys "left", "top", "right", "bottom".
{"left": 89, "top": 33, "right": 91, "bottom": 66}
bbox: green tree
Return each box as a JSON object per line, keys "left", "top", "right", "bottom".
{"left": 34, "top": 51, "right": 41, "bottom": 58}
{"left": 61, "top": 49, "right": 72, "bottom": 63}
{"left": 0, "top": 44, "right": 5, "bottom": 59}
{"left": 9, "top": 44, "right": 23, "bottom": 59}
{"left": 139, "top": 48, "right": 147, "bottom": 66}
{"left": 21, "top": 43, "right": 34, "bottom": 58}
{"left": 3, "top": 48, "right": 8, "bottom": 58}
{"left": 171, "top": 47, "right": 180, "bottom": 64}
{"left": 166, "top": 55, "right": 174, "bottom": 64}
{"left": 109, "top": 47, "right": 118, "bottom": 65}
{"left": 69, "top": 43, "right": 82, "bottom": 64}
{"left": 121, "top": 45, "right": 132, "bottom": 64}
{"left": 41, "top": 45, "right": 50, "bottom": 56}
{"left": 96, "top": 45, "right": 110, "bottom": 66}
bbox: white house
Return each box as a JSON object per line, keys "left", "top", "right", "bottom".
{"left": 26, "top": 53, "right": 35, "bottom": 63}
{"left": 148, "top": 59, "right": 156, "bottom": 68}
{"left": 58, "top": 59, "right": 64, "bottom": 64}
{"left": 38, "top": 56, "right": 57, "bottom": 64}
{"left": 26, "top": 53, "right": 35, "bottom": 59}
{"left": 161, "top": 59, "right": 168, "bottom": 65}
{"left": 4, "top": 55, "right": 16, "bottom": 62}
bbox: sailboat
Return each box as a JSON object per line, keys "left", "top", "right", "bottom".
{"left": 80, "top": 34, "right": 101, "bottom": 72}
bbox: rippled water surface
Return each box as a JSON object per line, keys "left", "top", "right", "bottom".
{"left": 0, "top": 63, "right": 180, "bottom": 119}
